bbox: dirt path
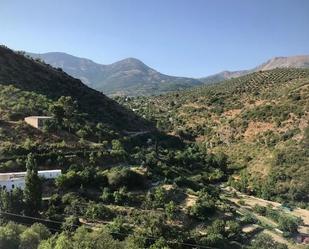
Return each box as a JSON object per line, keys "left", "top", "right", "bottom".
{"left": 222, "top": 187, "right": 309, "bottom": 231}
{"left": 222, "top": 187, "right": 309, "bottom": 248}
{"left": 292, "top": 209, "right": 309, "bottom": 234}
{"left": 263, "top": 230, "right": 300, "bottom": 249}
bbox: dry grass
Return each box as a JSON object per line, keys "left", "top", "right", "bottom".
{"left": 244, "top": 121, "right": 275, "bottom": 141}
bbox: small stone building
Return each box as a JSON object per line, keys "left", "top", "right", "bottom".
{"left": 24, "top": 116, "right": 52, "bottom": 129}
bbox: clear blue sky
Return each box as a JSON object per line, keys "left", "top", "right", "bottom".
{"left": 1, "top": 0, "right": 309, "bottom": 77}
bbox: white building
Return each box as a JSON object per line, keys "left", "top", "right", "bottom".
{"left": 0, "top": 170, "right": 61, "bottom": 191}
{"left": 24, "top": 116, "right": 52, "bottom": 129}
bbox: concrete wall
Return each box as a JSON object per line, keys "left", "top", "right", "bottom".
{"left": 0, "top": 179, "right": 25, "bottom": 191}
{"left": 24, "top": 117, "right": 39, "bottom": 128}
{"left": 0, "top": 170, "right": 61, "bottom": 191}
{"left": 24, "top": 116, "right": 52, "bottom": 129}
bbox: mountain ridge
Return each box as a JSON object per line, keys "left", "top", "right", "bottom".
{"left": 27, "top": 52, "right": 202, "bottom": 96}
{"left": 29, "top": 51, "right": 309, "bottom": 95}
{"left": 200, "top": 55, "right": 309, "bottom": 84}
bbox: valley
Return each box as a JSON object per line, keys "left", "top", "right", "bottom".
{"left": 118, "top": 68, "right": 309, "bottom": 207}
{"left": 0, "top": 45, "right": 308, "bottom": 249}
{"left": 1, "top": 0, "right": 308, "bottom": 248}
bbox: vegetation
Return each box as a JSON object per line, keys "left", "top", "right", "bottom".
{"left": 24, "top": 153, "right": 42, "bottom": 216}
{"left": 118, "top": 68, "right": 309, "bottom": 206}
{"left": 0, "top": 46, "right": 308, "bottom": 249}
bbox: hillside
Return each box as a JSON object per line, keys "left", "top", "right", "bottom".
{"left": 201, "top": 55, "right": 309, "bottom": 84}
{"left": 118, "top": 68, "right": 309, "bottom": 205}
{"left": 0, "top": 46, "right": 308, "bottom": 248}
{"left": 27, "top": 52, "right": 202, "bottom": 96}
{"left": 0, "top": 45, "right": 260, "bottom": 249}
{"left": 0, "top": 46, "right": 151, "bottom": 132}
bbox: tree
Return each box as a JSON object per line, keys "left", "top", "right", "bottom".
{"left": 61, "top": 215, "right": 80, "bottom": 233}
{"left": 24, "top": 153, "right": 42, "bottom": 216}
{"left": 107, "top": 217, "right": 131, "bottom": 240}
{"left": 248, "top": 234, "right": 288, "bottom": 249}
{"left": 10, "top": 188, "right": 24, "bottom": 214}
{"left": 101, "top": 187, "right": 112, "bottom": 204}
{"left": 107, "top": 167, "right": 145, "bottom": 190}
{"left": 165, "top": 201, "right": 176, "bottom": 220}
{"left": 49, "top": 96, "right": 79, "bottom": 132}
{"left": 0, "top": 188, "right": 24, "bottom": 215}
{"left": 85, "top": 203, "right": 113, "bottom": 220}
{"left": 189, "top": 193, "right": 217, "bottom": 220}
{"left": 200, "top": 233, "right": 225, "bottom": 247}
{"left": 0, "top": 222, "right": 23, "bottom": 249}
{"left": 225, "top": 220, "right": 241, "bottom": 238}
{"left": 72, "top": 226, "right": 123, "bottom": 249}
{"left": 136, "top": 212, "right": 167, "bottom": 238}
{"left": 38, "top": 233, "right": 72, "bottom": 249}
{"left": 153, "top": 187, "right": 166, "bottom": 208}
{"left": 278, "top": 216, "right": 299, "bottom": 234}
{"left": 149, "top": 237, "right": 170, "bottom": 249}
{"left": 113, "top": 187, "right": 129, "bottom": 205}
{"left": 111, "top": 140, "right": 127, "bottom": 159}
{"left": 124, "top": 234, "right": 146, "bottom": 249}
{"left": 19, "top": 223, "right": 51, "bottom": 249}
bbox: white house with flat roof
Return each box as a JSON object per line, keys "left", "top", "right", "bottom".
{"left": 24, "top": 116, "right": 52, "bottom": 129}
{"left": 0, "top": 170, "right": 61, "bottom": 191}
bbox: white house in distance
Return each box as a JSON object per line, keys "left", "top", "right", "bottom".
{"left": 24, "top": 116, "right": 52, "bottom": 129}
{"left": 0, "top": 170, "right": 61, "bottom": 191}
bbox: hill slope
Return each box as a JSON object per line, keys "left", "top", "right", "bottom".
{"left": 27, "top": 52, "right": 202, "bottom": 96}
{"left": 119, "top": 68, "right": 309, "bottom": 204}
{"left": 0, "top": 46, "right": 307, "bottom": 249}
{"left": 0, "top": 46, "right": 151, "bottom": 132}
{"left": 200, "top": 55, "right": 309, "bottom": 84}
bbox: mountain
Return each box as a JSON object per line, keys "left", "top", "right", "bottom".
{"left": 120, "top": 68, "right": 309, "bottom": 204}
{"left": 199, "top": 70, "right": 249, "bottom": 84}
{"left": 0, "top": 45, "right": 151, "bottom": 132}
{"left": 27, "top": 52, "right": 202, "bottom": 96}
{"left": 256, "top": 55, "right": 309, "bottom": 70}
{"left": 200, "top": 55, "right": 309, "bottom": 84}
{"left": 29, "top": 52, "right": 309, "bottom": 94}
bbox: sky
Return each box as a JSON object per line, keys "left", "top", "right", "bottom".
{"left": 1, "top": 0, "right": 309, "bottom": 77}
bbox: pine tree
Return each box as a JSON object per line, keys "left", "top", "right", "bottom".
{"left": 24, "top": 153, "right": 42, "bottom": 216}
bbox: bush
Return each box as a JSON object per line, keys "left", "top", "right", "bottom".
{"left": 189, "top": 194, "right": 216, "bottom": 220}
{"left": 252, "top": 204, "right": 267, "bottom": 215}
{"left": 248, "top": 234, "right": 288, "bottom": 249}
{"left": 107, "top": 167, "right": 145, "bottom": 189}
{"left": 85, "top": 203, "right": 114, "bottom": 220}
{"left": 278, "top": 216, "right": 299, "bottom": 234}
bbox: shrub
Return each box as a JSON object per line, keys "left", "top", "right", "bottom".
{"left": 252, "top": 204, "right": 267, "bottom": 216}
{"left": 85, "top": 203, "right": 114, "bottom": 220}
{"left": 278, "top": 216, "right": 299, "bottom": 234}
{"left": 107, "top": 167, "right": 145, "bottom": 189}
{"left": 248, "top": 234, "right": 288, "bottom": 249}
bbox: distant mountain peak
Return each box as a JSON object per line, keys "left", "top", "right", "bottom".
{"left": 28, "top": 52, "right": 202, "bottom": 96}
{"left": 200, "top": 55, "right": 309, "bottom": 84}
{"left": 118, "top": 57, "right": 143, "bottom": 63}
